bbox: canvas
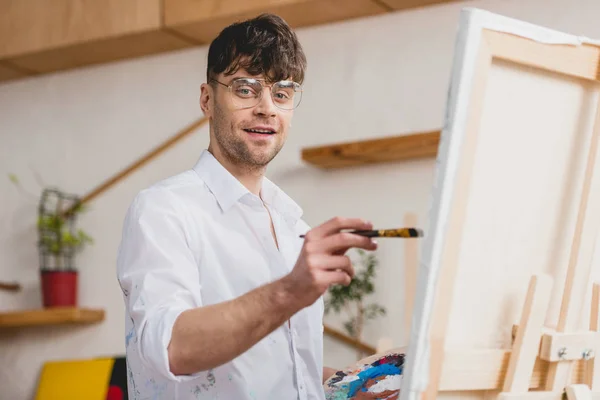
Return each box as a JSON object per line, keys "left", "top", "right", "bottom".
{"left": 400, "top": 7, "right": 600, "bottom": 400}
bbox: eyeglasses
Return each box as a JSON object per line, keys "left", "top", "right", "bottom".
{"left": 210, "top": 77, "right": 303, "bottom": 110}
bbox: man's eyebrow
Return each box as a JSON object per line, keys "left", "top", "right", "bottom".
{"left": 228, "top": 76, "right": 268, "bottom": 84}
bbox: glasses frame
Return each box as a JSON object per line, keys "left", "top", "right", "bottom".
{"left": 210, "top": 77, "right": 303, "bottom": 110}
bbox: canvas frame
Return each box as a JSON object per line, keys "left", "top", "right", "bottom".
{"left": 401, "top": 8, "right": 600, "bottom": 400}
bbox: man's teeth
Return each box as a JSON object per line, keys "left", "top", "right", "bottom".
{"left": 246, "top": 129, "right": 274, "bottom": 134}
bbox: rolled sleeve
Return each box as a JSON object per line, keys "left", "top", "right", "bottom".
{"left": 117, "top": 188, "right": 203, "bottom": 382}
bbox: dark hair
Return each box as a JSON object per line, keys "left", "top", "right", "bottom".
{"left": 206, "top": 13, "right": 307, "bottom": 84}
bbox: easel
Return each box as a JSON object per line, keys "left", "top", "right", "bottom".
{"left": 495, "top": 22, "right": 600, "bottom": 394}
{"left": 398, "top": 9, "right": 600, "bottom": 400}
{"left": 497, "top": 275, "right": 600, "bottom": 399}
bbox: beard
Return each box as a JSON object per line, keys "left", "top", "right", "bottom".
{"left": 212, "top": 102, "right": 284, "bottom": 169}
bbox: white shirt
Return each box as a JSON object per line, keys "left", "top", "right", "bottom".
{"left": 116, "top": 149, "right": 325, "bottom": 400}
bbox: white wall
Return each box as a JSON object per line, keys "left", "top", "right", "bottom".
{"left": 1, "top": 0, "right": 598, "bottom": 398}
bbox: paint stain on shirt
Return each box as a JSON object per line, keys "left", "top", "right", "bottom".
{"left": 191, "top": 369, "right": 217, "bottom": 397}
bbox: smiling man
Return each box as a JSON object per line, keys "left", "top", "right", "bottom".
{"left": 116, "top": 13, "right": 377, "bottom": 399}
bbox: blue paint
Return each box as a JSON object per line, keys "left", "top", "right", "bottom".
{"left": 125, "top": 329, "right": 135, "bottom": 347}
{"left": 325, "top": 353, "right": 405, "bottom": 399}
{"left": 347, "top": 364, "right": 402, "bottom": 396}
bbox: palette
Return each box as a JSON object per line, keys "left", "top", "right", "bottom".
{"left": 323, "top": 349, "right": 406, "bottom": 399}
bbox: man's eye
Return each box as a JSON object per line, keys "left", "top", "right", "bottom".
{"left": 236, "top": 87, "right": 256, "bottom": 97}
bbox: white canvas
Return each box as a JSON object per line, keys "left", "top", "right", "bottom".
{"left": 401, "top": 8, "right": 600, "bottom": 400}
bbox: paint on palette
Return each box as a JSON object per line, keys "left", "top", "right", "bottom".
{"left": 324, "top": 353, "right": 404, "bottom": 400}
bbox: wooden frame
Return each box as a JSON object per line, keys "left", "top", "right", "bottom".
{"left": 401, "top": 8, "right": 600, "bottom": 400}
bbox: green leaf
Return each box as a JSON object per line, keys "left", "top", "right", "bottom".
{"left": 50, "top": 243, "right": 60, "bottom": 254}
{"left": 325, "top": 250, "right": 383, "bottom": 336}
{"left": 77, "top": 229, "right": 94, "bottom": 244}
{"left": 364, "top": 303, "right": 386, "bottom": 320}
{"left": 343, "top": 319, "right": 356, "bottom": 337}
{"left": 8, "top": 174, "right": 19, "bottom": 185}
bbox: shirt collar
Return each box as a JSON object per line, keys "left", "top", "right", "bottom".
{"left": 192, "top": 149, "right": 303, "bottom": 222}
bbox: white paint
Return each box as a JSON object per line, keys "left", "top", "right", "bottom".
{"left": 367, "top": 374, "right": 403, "bottom": 393}
{"left": 2, "top": 0, "right": 600, "bottom": 398}
{"left": 337, "top": 374, "right": 361, "bottom": 384}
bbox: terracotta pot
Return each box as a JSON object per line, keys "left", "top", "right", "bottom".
{"left": 40, "top": 270, "right": 78, "bottom": 307}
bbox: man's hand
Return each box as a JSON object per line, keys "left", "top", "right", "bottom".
{"left": 284, "top": 217, "right": 378, "bottom": 309}
{"left": 168, "top": 217, "right": 376, "bottom": 376}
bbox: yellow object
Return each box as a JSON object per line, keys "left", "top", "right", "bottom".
{"left": 35, "top": 358, "right": 114, "bottom": 400}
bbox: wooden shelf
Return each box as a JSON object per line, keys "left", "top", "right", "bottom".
{"left": 324, "top": 324, "right": 376, "bottom": 354}
{"left": 301, "top": 129, "right": 441, "bottom": 168}
{"left": 0, "top": 307, "right": 105, "bottom": 328}
{"left": 0, "top": 281, "right": 21, "bottom": 292}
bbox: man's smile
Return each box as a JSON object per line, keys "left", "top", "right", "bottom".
{"left": 243, "top": 125, "right": 278, "bottom": 138}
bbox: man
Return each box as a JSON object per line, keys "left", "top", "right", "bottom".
{"left": 117, "top": 13, "right": 377, "bottom": 399}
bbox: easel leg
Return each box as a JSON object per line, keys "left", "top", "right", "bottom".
{"left": 499, "top": 274, "right": 553, "bottom": 397}
{"left": 585, "top": 283, "right": 600, "bottom": 389}
{"left": 403, "top": 212, "right": 418, "bottom": 345}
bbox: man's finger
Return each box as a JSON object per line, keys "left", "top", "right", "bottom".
{"left": 317, "top": 255, "right": 354, "bottom": 277}
{"left": 324, "top": 270, "right": 352, "bottom": 287}
{"left": 304, "top": 217, "right": 373, "bottom": 240}
{"left": 312, "top": 232, "right": 377, "bottom": 254}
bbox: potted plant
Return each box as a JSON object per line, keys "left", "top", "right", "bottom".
{"left": 9, "top": 175, "right": 93, "bottom": 308}
{"left": 324, "top": 249, "right": 386, "bottom": 360}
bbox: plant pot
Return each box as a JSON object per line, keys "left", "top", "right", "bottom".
{"left": 41, "top": 269, "right": 78, "bottom": 308}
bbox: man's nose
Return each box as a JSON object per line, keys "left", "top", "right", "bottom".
{"left": 253, "top": 89, "right": 277, "bottom": 117}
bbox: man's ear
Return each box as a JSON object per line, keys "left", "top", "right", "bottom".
{"left": 200, "top": 83, "right": 212, "bottom": 116}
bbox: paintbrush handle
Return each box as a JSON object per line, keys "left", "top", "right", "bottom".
{"left": 352, "top": 228, "right": 423, "bottom": 238}
{"left": 299, "top": 228, "right": 423, "bottom": 238}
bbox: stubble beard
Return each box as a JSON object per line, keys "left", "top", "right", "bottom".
{"left": 212, "top": 102, "right": 283, "bottom": 171}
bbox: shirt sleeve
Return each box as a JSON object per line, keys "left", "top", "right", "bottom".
{"left": 117, "top": 187, "right": 203, "bottom": 382}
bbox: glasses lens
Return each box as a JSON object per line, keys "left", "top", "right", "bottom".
{"left": 228, "top": 78, "right": 302, "bottom": 110}
{"left": 272, "top": 81, "right": 302, "bottom": 110}
{"left": 230, "top": 79, "right": 262, "bottom": 109}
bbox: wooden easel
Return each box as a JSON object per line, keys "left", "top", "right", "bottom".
{"left": 494, "top": 30, "right": 600, "bottom": 395}
{"left": 497, "top": 274, "right": 600, "bottom": 399}
{"left": 393, "top": 10, "right": 600, "bottom": 399}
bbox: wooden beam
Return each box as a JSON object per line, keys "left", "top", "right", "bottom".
{"left": 0, "top": 60, "right": 31, "bottom": 83}
{"left": 0, "top": 0, "right": 456, "bottom": 83}
{"left": 0, "top": 0, "right": 195, "bottom": 78}
{"left": 324, "top": 323, "right": 377, "bottom": 354}
{"left": 0, "top": 0, "right": 163, "bottom": 58}
{"left": 76, "top": 116, "right": 207, "bottom": 207}
{"left": 377, "top": 0, "right": 460, "bottom": 11}
{"left": 164, "top": 0, "right": 388, "bottom": 43}
{"left": 7, "top": 30, "right": 194, "bottom": 75}
{"left": 301, "top": 130, "right": 440, "bottom": 169}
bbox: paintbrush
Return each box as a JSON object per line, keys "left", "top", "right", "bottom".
{"left": 299, "top": 227, "right": 423, "bottom": 238}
